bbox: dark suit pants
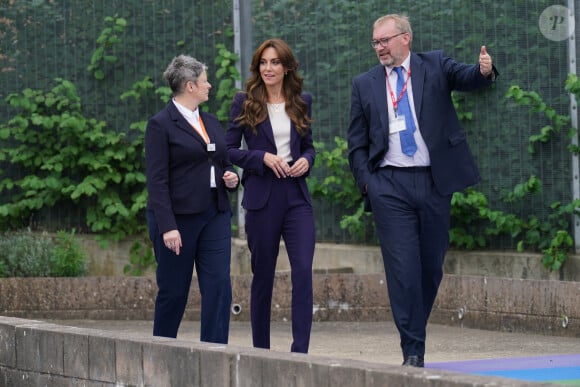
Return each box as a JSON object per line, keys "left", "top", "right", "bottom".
{"left": 368, "top": 166, "right": 451, "bottom": 359}
{"left": 147, "top": 206, "right": 232, "bottom": 344}
{"left": 245, "top": 176, "right": 315, "bottom": 353}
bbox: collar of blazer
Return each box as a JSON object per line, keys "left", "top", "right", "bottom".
{"left": 237, "top": 93, "right": 299, "bottom": 152}
{"left": 166, "top": 101, "right": 211, "bottom": 144}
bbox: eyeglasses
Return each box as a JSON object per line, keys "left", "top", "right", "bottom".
{"left": 370, "top": 32, "right": 406, "bottom": 49}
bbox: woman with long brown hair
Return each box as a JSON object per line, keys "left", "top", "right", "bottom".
{"left": 226, "top": 38, "right": 315, "bottom": 353}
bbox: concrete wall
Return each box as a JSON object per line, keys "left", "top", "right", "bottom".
{"left": 1, "top": 273, "right": 578, "bottom": 338}
{"left": 1, "top": 272, "right": 576, "bottom": 386}
{"left": 3, "top": 237, "right": 576, "bottom": 386}
{"left": 0, "top": 316, "right": 549, "bottom": 387}
{"left": 82, "top": 236, "right": 580, "bottom": 281}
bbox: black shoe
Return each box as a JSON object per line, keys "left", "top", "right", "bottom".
{"left": 402, "top": 355, "right": 424, "bottom": 367}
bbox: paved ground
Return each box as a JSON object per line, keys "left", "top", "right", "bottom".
{"left": 45, "top": 319, "right": 580, "bottom": 367}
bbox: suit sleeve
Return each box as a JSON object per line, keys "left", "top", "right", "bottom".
{"left": 347, "top": 77, "right": 372, "bottom": 195}
{"left": 145, "top": 115, "right": 177, "bottom": 233}
{"left": 299, "top": 93, "right": 316, "bottom": 173}
{"left": 439, "top": 50, "right": 497, "bottom": 92}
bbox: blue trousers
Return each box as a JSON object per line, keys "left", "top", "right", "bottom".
{"left": 245, "top": 176, "right": 315, "bottom": 353}
{"left": 368, "top": 166, "right": 451, "bottom": 359}
{"left": 147, "top": 206, "right": 232, "bottom": 344}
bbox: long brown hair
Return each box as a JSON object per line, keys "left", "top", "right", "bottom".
{"left": 235, "top": 38, "right": 311, "bottom": 136}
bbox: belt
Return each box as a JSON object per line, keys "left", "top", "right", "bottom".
{"left": 382, "top": 165, "right": 431, "bottom": 172}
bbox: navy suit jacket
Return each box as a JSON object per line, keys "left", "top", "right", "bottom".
{"left": 145, "top": 101, "right": 238, "bottom": 234}
{"left": 226, "top": 92, "right": 315, "bottom": 210}
{"left": 348, "top": 50, "right": 497, "bottom": 203}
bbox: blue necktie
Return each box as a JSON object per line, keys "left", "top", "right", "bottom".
{"left": 394, "top": 66, "right": 417, "bottom": 156}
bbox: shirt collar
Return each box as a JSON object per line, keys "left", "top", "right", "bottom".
{"left": 386, "top": 53, "right": 411, "bottom": 75}
{"left": 172, "top": 98, "right": 198, "bottom": 121}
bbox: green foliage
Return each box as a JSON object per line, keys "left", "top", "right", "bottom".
{"left": 448, "top": 81, "right": 579, "bottom": 271}
{"left": 0, "top": 11, "right": 240, "bottom": 276}
{"left": 213, "top": 41, "right": 242, "bottom": 123}
{"left": 541, "top": 230, "right": 573, "bottom": 271}
{"left": 0, "top": 229, "right": 86, "bottom": 277}
{"left": 51, "top": 229, "right": 87, "bottom": 277}
{"left": 120, "top": 77, "right": 155, "bottom": 102}
{"left": 308, "top": 137, "right": 374, "bottom": 240}
{"left": 565, "top": 74, "right": 580, "bottom": 155}
{"left": 0, "top": 78, "right": 148, "bottom": 241}
{"left": 0, "top": 230, "right": 54, "bottom": 277}
{"left": 505, "top": 86, "right": 574, "bottom": 154}
{"left": 308, "top": 137, "right": 359, "bottom": 209}
{"left": 124, "top": 236, "right": 156, "bottom": 276}
{"left": 87, "top": 16, "right": 127, "bottom": 80}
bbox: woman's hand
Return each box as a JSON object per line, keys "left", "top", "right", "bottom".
{"left": 163, "top": 230, "right": 182, "bottom": 255}
{"left": 288, "top": 157, "right": 309, "bottom": 177}
{"left": 263, "top": 152, "right": 291, "bottom": 178}
{"left": 223, "top": 170, "right": 239, "bottom": 189}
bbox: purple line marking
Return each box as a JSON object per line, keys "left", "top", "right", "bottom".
{"left": 427, "top": 354, "right": 580, "bottom": 373}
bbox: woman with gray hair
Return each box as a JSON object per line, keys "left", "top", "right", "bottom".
{"left": 145, "top": 55, "right": 239, "bottom": 343}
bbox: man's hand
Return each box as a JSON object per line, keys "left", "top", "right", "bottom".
{"left": 479, "top": 45, "right": 493, "bottom": 78}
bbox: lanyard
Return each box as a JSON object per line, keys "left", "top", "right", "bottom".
{"left": 385, "top": 67, "right": 411, "bottom": 115}
{"left": 192, "top": 113, "right": 210, "bottom": 144}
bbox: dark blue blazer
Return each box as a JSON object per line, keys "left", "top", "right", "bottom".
{"left": 145, "top": 101, "right": 238, "bottom": 234}
{"left": 226, "top": 92, "right": 315, "bottom": 210}
{"left": 348, "top": 50, "right": 497, "bottom": 200}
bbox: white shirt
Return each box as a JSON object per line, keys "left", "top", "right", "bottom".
{"left": 172, "top": 99, "right": 209, "bottom": 143}
{"left": 267, "top": 103, "right": 292, "bottom": 163}
{"left": 380, "top": 54, "right": 430, "bottom": 167}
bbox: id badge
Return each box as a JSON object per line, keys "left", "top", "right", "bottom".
{"left": 389, "top": 115, "right": 406, "bottom": 134}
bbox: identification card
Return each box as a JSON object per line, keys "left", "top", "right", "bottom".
{"left": 207, "top": 143, "right": 216, "bottom": 152}
{"left": 389, "top": 115, "right": 407, "bottom": 134}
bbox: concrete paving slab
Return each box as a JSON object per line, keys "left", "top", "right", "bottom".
{"left": 44, "top": 320, "right": 580, "bottom": 367}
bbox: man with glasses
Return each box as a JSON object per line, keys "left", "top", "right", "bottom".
{"left": 347, "top": 13, "right": 497, "bottom": 367}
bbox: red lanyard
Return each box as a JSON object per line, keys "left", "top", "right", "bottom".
{"left": 385, "top": 67, "right": 411, "bottom": 115}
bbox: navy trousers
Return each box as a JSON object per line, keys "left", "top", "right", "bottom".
{"left": 147, "top": 204, "right": 232, "bottom": 344}
{"left": 245, "top": 176, "right": 315, "bottom": 353}
{"left": 367, "top": 166, "right": 451, "bottom": 359}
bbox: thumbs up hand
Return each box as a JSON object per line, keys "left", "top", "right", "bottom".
{"left": 479, "top": 45, "right": 493, "bottom": 77}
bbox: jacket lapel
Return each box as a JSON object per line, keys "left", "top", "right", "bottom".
{"left": 370, "top": 65, "right": 389, "bottom": 130}
{"left": 261, "top": 115, "right": 278, "bottom": 150}
{"left": 369, "top": 65, "right": 390, "bottom": 151}
{"left": 410, "top": 53, "right": 425, "bottom": 119}
{"left": 167, "top": 102, "right": 207, "bottom": 145}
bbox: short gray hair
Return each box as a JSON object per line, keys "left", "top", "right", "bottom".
{"left": 373, "top": 14, "right": 413, "bottom": 44}
{"left": 163, "top": 55, "right": 207, "bottom": 95}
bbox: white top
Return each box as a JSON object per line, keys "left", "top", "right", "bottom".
{"left": 267, "top": 103, "right": 292, "bottom": 163}
{"left": 380, "top": 54, "right": 430, "bottom": 167}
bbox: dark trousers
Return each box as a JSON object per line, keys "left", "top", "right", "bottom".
{"left": 368, "top": 166, "right": 451, "bottom": 358}
{"left": 245, "top": 177, "right": 315, "bottom": 353}
{"left": 147, "top": 206, "right": 232, "bottom": 344}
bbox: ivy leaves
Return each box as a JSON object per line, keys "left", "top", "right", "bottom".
{"left": 0, "top": 78, "right": 147, "bottom": 241}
